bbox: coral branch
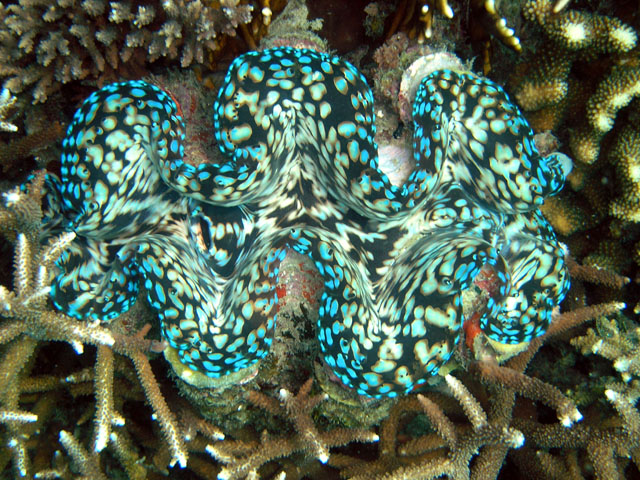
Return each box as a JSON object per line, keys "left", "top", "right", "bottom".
{"left": 93, "top": 345, "right": 115, "bottom": 452}
{"left": 129, "top": 345, "right": 187, "bottom": 468}
{"left": 566, "top": 256, "right": 630, "bottom": 289}
{"left": 0, "top": 88, "right": 17, "bottom": 132}
{"left": 416, "top": 393, "right": 456, "bottom": 449}
{"left": 58, "top": 430, "right": 107, "bottom": 480}
{"left": 278, "top": 378, "right": 330, "bottom": 463}
{"left": 214, "top": 378, "right": 378, "bottom": 479}
{"left": 0, "top": 121, "right": 65, "bottom": 172}
{"left": 472, "top": 362, "right": 582, "bottom": 427}
{"left": 0, "top": 409, "right": 37, "bottom": 424}
{"left": 444, "top": 374, "right": 487, "bottom": 429}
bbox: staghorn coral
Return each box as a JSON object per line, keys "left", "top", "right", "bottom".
{"left": 382, "top": 0, "right": 520, "bottom": 57}
{"left": 206, "top": 378, "right": 379, "bottom": 479}
{"left": 572, "top": 314, "right": 640, "bottom": 385}
{"left": 0, "top": 3, "right": 639, "bottom": 479}
{"left": 498, "top": 258, "right": 637, "bottom": 479}
{"left": 0, "top": 120, "right": 65, "bottom": 174}
{"left": 510, "top": 306, "right": 640, "bottom": 479}
{"left": 327, "top": 261, "right": 629, "bottom": 479}
{"left": 0, "top": 108, "right": 636, "bottom": 480}
{"left": 0, "top": 172, "right": 190, "bottom": 475}
{"left": 332, "top": 374, "right": 525, "bottom": 480}
{"left": 0, "top": 0, "right": 256, "bottom": 104}
{"left": 322, "top": 297, "right": 627, "bottom": 479}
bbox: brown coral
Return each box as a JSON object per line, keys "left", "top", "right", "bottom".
{"left": 608, "top": 124, "right": 640, "bottom": 222}
{"left": 569, "top": 64, "right": 640, "bottom": 165}
{"left": 512, "top": 0, "right": 637, "bottom": 125}
{"left": 0, "top": 0, "right": 256, "bottom": 104}
{"left": 511, "top": 0, "right": 640, "bottom": 276}
{"left": 208, "top": 378, "right": 379, "bottom": 479}
{"left": 1, "top": 176, "right": 631, "bottom": 479}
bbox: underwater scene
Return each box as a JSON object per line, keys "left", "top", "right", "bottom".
{"left": 0, "top": 0, "right": 638, "bottom": 478}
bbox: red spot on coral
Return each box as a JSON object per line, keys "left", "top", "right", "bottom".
{"left": 276, "top": 284, "right": 287, "bottom": 301}
{"left": 463, "top": 312, "right": 483, "bottom": 351}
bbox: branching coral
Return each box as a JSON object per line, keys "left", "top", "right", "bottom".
{"left": 497, "top": 257, "right": 637, "bottom": 479}
{"left": 383, "top": 0, "right": 520, "bottom": 56}
{"left": 333, "top": 374, "right": 524, "bottom": 480}
{"left": 572, "top": 315, "right": 640, "bottom": 385}
{"left": 0, "top": 3, "right": 637, "bottom": 479}
{"left": 2, "top": 199, "right": 623, "bottom": 479}
{"left": 512, "top": 0, "right": 638, "bottom": 150}
{"left": 344, "top": 254, "right": 630, "bottom": 479}
{"left": 207, "top": 378, "right": 379, "bottom": 479}
{"left": 510, "top": 0, "right": 640, "bottom": 275}
{"left": 512, "top": 317, "right": 640, "bottom": 479}
{"left": 0, "top": 0, "right": 256, "bottom": 104}
{"left": 513, "top": 0, "right": 637, "bottom": 128}
{"left": 569, "top": 64, "right": 640, "bottom": 166}
{"left": 0, "top": 172, "right": 189, "bottom": 476}
{"left": 0, "top": 120, "right": 65, "bottom": 174}
{"left": 327, "top": 298, "right": 627, "bottom": 480}
{"left": 0, "top": 131, "right": 635, "bottom": 480}
{"left": 607, "top": 124, "right": 640, "bottom": 223}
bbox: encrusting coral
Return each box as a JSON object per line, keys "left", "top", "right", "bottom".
{"left": 0, "top": 0, "right": 258, "bottom": 104}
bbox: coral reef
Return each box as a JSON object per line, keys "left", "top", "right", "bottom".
{"left": 209, "top": 378, "right": 379, "bottom": 479}
{"left": 0, "top": 1, "right": 638, "bottom": 479}
{"left": 509, "top": 0, "right": 640, "bottom": 277}
{"left": 0, "top": 172, "right": 190, "bottom": 475}
{"left": 0, "top": 0, "right": 258, "bottom": 104}
{"left": 0, "top": 206, "right": 627, "bottom": 478}
{"left": 0, "top": 121, "right": 65, "bottom": 174}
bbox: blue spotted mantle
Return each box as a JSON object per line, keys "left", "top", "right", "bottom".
{"left": 44, "top": 47, "right": 570, "bottom": 398}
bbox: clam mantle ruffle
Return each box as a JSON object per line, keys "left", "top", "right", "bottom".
{"left": 44, "top": 47, "right": 570, "bottom": 398}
